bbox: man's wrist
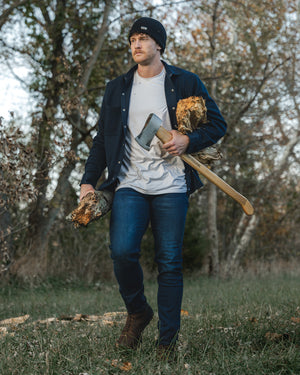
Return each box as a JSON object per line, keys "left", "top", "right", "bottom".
{"left": 80, "top": 184, "right": 95, "bottom": 201}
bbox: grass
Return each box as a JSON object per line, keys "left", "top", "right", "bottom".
{"left": 0, "top": 275, "right": 299, "bottom": 374}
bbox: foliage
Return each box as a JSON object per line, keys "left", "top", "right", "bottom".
{"left": 164, "top": 0, "right": 300, "bottom": 271}
{"left": 182, "top": 192, "right": 210, "bottom": 271}
{"left": 0, "top": 116, "right": 38, "bottom": 274}
{"left": 0, "top": 117, "right": 37, "bottom": 207}
{"left": 0, "top": 0, "right": 299, "bottom": 280}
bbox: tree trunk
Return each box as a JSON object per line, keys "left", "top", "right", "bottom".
{"left": 12, "top": 1, "right": 113, "bottom": 280}
{"left": 207, "top": 182, "right": 219, "bottom": 276}
{"left": 224, "top": 122, "right": 300, "bottom": 275}
{"left": 225, "top": 214, "right": 259, "bottom": 276}
{"left": 206, "top": 0, "right": 220, "bottom": 276}
{"left": 0, "top": 168, "right": 13, "bottom": 278}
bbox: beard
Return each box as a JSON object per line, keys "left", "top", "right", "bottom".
{"left": 132, "top": 49, "right": 159, "bottom": 66}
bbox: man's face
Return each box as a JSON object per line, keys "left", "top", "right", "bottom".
{"left": 129, "top": 33, "right": 161, "bottom": 65}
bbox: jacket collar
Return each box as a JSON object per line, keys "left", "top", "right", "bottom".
{"left": 162, "top": 60, "right": 182, "bottom": 77}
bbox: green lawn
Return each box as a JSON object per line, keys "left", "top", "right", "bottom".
{"left": 0, "top": 275, "right": 299, "bottom": 374}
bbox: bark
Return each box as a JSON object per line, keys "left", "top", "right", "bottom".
{"left": 0, "top": 168, "right": 13, "bottom": 278}
{"left": 225, "top": 128, "right": 300, "bottom": 275}
{"left": 78, "top": 1, "right": 112, "bottom": 95}
{"left": 27, "top": 0, "right": 66, "bottom": 244}
{"left": 66, "top": 190, "right": 113, "bottom": 228}
{"left": 225, "top": 214, "right": 259, "bottom": 275}
{"left": 207, "top": 182, "right": 219, "bottom": 276}
{"left": 206, "top": 0, "right": 221, "bottom": 276}
{"left": 12, "top": 1, "right": 113, "bottom": 280}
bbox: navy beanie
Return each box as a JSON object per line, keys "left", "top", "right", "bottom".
{"left": 128, "top": 17, "right": 167, "bottom": 53}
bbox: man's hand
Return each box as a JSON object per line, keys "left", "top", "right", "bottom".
{"left": 162, "top": 130, "right": 190, "bottom": 156}
{"left": 80, "top": 184, "right": 95, "bottom": 201}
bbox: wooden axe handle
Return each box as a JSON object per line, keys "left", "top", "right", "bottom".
{"left": 156, "top": 127, "right": 254, "bottom": 216}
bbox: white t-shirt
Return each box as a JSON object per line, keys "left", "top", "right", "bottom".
{"left": 116, "top": 68, "right": 186, "bottom": 194}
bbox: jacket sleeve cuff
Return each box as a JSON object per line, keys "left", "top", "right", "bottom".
{"left": 80, "top": 175, "right": 97, "bottom": 188}
{"left": 185, "top": 130, "right": 213, "bottom": 154}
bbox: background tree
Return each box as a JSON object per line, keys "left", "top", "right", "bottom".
{"left": 163, "top": 0, "right": 299, "bottom": 275}
{"left": 0, "top": 0, "right": 299, "bottom": 281}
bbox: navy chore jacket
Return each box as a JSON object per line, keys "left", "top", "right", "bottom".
{"left": 80, "top": 61, "right": 227, "bottom": 196}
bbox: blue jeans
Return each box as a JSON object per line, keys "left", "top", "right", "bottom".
{"left": 109, "top": 188, "right": 189, "bottom": 345}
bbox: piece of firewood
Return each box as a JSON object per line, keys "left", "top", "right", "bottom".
{"left": 176, "top": 96, "right": 222, "bottom": 165}
{"left": 66, "top": 190, "right": 113, "bottom": 228}
{"left": 176, "top": 96, "right": 208, "bottom": 133}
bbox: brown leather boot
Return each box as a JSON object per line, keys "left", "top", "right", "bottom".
{"left": 116, "top": 304, "right": 154, "bottom": 349}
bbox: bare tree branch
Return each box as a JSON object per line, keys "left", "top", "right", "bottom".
{"left": 108, "top": 0, "right": 196, "bottom": 26}
{"left": 78, "top": 1, "right": 113, "bottom": 95}
{"left": 237, "top": 56, "right": 292, "bottom": 120}
{"left": 0, "top": 0, "right": 28, "bottom": 30}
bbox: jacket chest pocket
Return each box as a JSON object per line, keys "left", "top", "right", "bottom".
{"left": 103, "top": 105, "right": 122, "bottom": 135}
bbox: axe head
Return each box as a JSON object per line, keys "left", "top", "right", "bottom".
{"left": 135, "top": 113, "right": 162, "bottom": 151}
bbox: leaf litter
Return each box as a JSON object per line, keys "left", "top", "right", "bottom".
{"left": 1, "top": 307, "right": 298, "bottom": 372}
{"left": 0, "top": 312, "right": 127, "bottom": 337}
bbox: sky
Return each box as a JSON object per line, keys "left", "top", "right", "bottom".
{"left": 0, "top": 0, "right": 168, "bottom": 124}
{"left": 0, "top": 66, "right": 31, "bottom": 122}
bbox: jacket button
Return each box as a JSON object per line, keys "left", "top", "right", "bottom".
{"left": 171, "top": 89, "right": 175, "bottom": 92}
{"left": 123, "top": 109, "right": 126, "bottom": 112}
{"left": 172, "top": 107, "right": 175, "bottom": 110}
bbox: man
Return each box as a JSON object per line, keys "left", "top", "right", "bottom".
{"left": 80, "top": 17, "right": 227, "bottom": 354}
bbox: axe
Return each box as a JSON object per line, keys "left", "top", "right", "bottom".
{"left": 136, "top": 113, "right": 254, "bottom": 216}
